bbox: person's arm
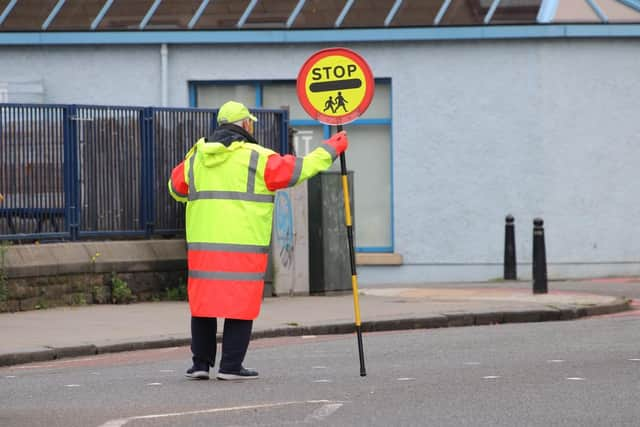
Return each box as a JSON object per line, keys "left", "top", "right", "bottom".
{"left": 168, "top": 160, "right": 189, "bottom": 203}
{"left": 168, "top": 145, "right": 198, "bottom": 203}
{"left": 264, "top": 131, "right": 348, "bottom": 192}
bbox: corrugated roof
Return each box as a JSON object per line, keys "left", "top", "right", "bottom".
{"left": 0, "top": 0, "right": 639, "bottom": 31}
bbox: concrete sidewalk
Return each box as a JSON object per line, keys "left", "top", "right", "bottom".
{"left": 0, "top": 284, "right": 631, "bottom": 367}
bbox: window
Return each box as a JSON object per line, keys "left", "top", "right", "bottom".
{"left": 192, "top": 80, "right": 393, "bottom": 252}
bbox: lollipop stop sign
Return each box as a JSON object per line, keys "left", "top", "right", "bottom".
{"left": 296, "top": 48, "right": 374, "bottom": 125}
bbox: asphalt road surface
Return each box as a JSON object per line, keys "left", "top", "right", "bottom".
{"left": 1, "top": 306, "right": 639, "bottom": 427}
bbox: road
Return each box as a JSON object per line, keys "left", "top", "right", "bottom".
{"left": 1, "top": 306, "right": 639, "bottom": 427}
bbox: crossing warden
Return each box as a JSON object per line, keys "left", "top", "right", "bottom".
{"left": 168, "top": 100, "right": 349, "bottom": 381}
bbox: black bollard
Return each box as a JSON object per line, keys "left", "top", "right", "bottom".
{"left": 504, "top": 215, "right": 517, "bottom": 280}
{"left": 532, "top": 218, "right": 548, "bottom": 294}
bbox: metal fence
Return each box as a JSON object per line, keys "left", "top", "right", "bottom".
{"left": 0, "top": 103, "right": 289, "bottom": 242}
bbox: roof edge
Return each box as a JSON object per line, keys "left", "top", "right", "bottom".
{"left": 0, "top": 25, "right": 639, "bottom": 46}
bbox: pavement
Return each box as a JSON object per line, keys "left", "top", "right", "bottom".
{"left": 0, "top": 282, "right": 632, "bottom": 367}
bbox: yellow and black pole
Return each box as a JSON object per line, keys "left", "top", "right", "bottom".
{"left": 296, "top": 46, "right": 374, "bottom": 377}
{"left": 336, "top": 123, "right": 366, "bottom": 377}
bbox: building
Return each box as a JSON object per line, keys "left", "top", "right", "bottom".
{"left": 1, "top": 0, "right": 640, "bottom": 284}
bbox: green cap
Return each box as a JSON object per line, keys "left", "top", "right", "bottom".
{"left": 217, "top": 101, "right": 258, "bottom": 124}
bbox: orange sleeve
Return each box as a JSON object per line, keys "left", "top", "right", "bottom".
{"left": 170, "top": 161, "right": 189, "bottom": 197}
{"left": 264, "top": 154, "right": 298, "bottom": 192}
{"left": 263, "top": 131, "right": 348, "bottom": 192}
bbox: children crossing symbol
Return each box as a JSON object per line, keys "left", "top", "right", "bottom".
{"left": 322, "top": 92, "right": 349, "bottom": 114}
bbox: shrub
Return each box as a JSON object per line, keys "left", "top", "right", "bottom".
{"left": 165, "top": 278, "right": 187, "bottom": 301}
{"left": 111, "top": 273, "right": 135, "bottom": 304}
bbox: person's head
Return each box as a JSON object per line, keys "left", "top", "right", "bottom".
{"left": 217, "top": 100, "right": 257, "bottom": 134}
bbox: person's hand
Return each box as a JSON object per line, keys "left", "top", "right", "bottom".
{"left": 325, "top": 130, "right": 348, "bottom": 155}
{"left": 0, "top": 193, "right": 4, "bottom": 203}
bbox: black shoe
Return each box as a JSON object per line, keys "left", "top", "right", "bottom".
{"left": 216, "top": 367, "right": 259, "bottom": 380}
{"left": 185, "top": 366, "right": 210, "bottom": 380}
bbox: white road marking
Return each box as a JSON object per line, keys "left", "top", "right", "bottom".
{"left": 482, "top": 376, "right": 500, "bottom": 379}
{"left": 547, "top": 359, "right": 565, "bottom": 363}
{"left": 147, "top": 383, "right": 162, "bottom": 386}
{"left": 5, "top": 375, "right": 16, "bottom": 378}
{"left": 99, "top": 419, "right": 129, "bottom": 427}
{"left": 65, "top": 384, "right": 81, "bottom": 387}
{"left": 97, "top": 400, "right": 340, "bottom": 427}
{"left": 159, "top": 369, "right": 175, "bottom": 373}
{"left": 566, "top": 377, "right": 585, "bottom": 381}
{"left": 312, "top": 366, "right": 327, "bottom": 369}
{"left": 313, "top": 379, "right": 332, "bottom": 383}
{"left": 303, "top": 403, "right": 343, "bottom": 423}
{"left": 397, "top": 377, "right": 415, "bottom": 381}
{"left": 628, "top": 358, "right": 640, "bottom": 362}
{"left": 463, "top": 362, "right": 481, "bottom": 365}
{"left": 302, "top": 335, "right": 317, "bottom": 339}
{"left": 90, "top": 372, "right": 101, "bottom": 375}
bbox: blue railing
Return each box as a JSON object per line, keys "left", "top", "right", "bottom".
{"left": 0, "top": 103, "right": 289, "bottom": 241}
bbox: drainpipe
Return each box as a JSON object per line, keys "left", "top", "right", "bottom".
{"left": 160, "top": 43, "right": 168, "bottom": 107}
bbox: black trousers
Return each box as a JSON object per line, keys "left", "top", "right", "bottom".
{"left": 190, "top": 316, "right": 253, "bottom": 372}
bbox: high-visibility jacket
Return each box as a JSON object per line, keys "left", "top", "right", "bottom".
{"left": 168, "top": 125, "right": 348, "bottom": 319}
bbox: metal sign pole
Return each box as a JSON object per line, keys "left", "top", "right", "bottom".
{"left": 336, "top": 123, "right": 366, "bottom": 377}
{"left": 297, "top": 47, "right": 374, "bottom": 377}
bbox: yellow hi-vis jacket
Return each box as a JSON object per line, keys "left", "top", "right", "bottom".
{"left": 168, "top": 128, "right": 348, "bottom": 319}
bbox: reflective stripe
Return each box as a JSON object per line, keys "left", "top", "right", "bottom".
{"left": 188, "top": 149, "right": 197, "bottom": 197}
{"left": 190, "top": 191, "right": 274, "bottom": 203}
{"left": 247, "top": 150, "right": 259, "bottom": 193}
{"left": 321, "top": 143, "right": 338, "bottom": 161}
{"left": 189, "top": 270, "right": 265, "bottom": 281}
{"left": 188, "top": 242, "right": 269, "bottom": 253}
{"left": 287, "top": 158, "right": 303, "bottom": 187}
{"left": 170, "top": 180, "right": 187, "bottom": 198}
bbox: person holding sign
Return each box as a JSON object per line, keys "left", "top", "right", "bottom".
{"left": 168, "top": 100, "right": 349, "bottom": 381}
